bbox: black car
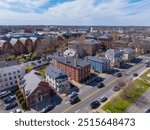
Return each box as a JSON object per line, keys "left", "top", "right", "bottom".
{"left": 115, "top": 73, "right": 122, "bottom": 78}
{"left": 5, "top": 102, "right": 18, "bottom": 110}
{"left": 133, "top": 73, "right": 138, "bottom": 77}
{"left": 41, "top": 104, "right": 54, "bottom": 113}
{"left": 96, "top": 83, "right": 105, "bottom": 88}
{"left": 90, "top": 100, "right": 100, "bottom": 109}
{"left": 0, "top": 91, "right": 11, "bottom": 99}
{"left": 145, "top": 109, "right": 150, "bottom": 113}
{"left": 99, "top": 96, "right": 108, "bottom": 102}
{"left": 69, "top": 96, "right": 80, "bottom": 105}
{"left": 3, "top": 95, "right": 16, "bottom": 104}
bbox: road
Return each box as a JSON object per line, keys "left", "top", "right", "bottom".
{"left": 50, "top": 59, "right": 147, "bottom": 113}
{"left": 126, "top": 89, "right": 150, "bottom": 113}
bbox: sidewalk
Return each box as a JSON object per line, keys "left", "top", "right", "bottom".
{"left": 94, "top": 67, "right": 150, "bottom": 113}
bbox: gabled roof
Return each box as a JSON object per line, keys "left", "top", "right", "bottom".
{"left": 46, "top": 64, "right": 68, "bottom": 80}
{"left": 10, "top": 38, "right": 18, "bottom": 46}
{"left": 19, "top": 70, "right": 47, "bottom": 97}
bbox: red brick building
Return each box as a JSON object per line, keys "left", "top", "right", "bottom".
{"left": 53, "top": 57, "right": 91, "bottom": 83}
{"left": 18, "top": 70, "right": 52, "bottom": 108}
{"left": 68, "top": 39, "right": 100, "bottom": 56}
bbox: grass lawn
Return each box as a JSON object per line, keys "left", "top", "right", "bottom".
{"left": 34, "top": 65, "right": 48, "bottom": 78}
{"left": 102, "top": 79, "right": 150, "bottom": 113}
{"left": 140, "top": 69, "right": 150, "bottom": 81}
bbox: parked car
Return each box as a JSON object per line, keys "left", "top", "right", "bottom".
{"left": 11, "top": 109, "right": 22, "bottom": 113}
{"left": 68, "top": 91, "right": 78, "bottom": 98}
{"left": 69, "top": 96, "right": 80, "bottom": 105}
{"left": 0, "top": 91, "right": 11, "bottom": 99}
{"left": 41, "top": 104, "right": 54, "bottom": 113}
{"left": 96, "top": 82, "right": 105, "bottom": 88}
{"left": 133, "top": 73, "right": 138, "bottom": 77}
{"left": 99, "top": 96, "right": 108, "bottom": 102}
{"left": 5, "top": 102, "right": 18, "bottom": 110}
{"left": 145, "top": 108, "right": 150, "bottom": 113}
{"left": 90, "top": 100, "right": 100, "bottom": 109}
{"left": 115, "top": 72, "right": 122, "bottom": 78}
{"left": 113, "top": 86, "right": 121, "bottom": 92}
{"left": 3, "top": 95, "right": 16, "bottom": 103}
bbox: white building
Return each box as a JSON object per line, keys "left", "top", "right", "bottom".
{"left": 0, "top": 65, "right": 25, "bottom": 91}
{"left": 46, "top": 65, "right": 70, "bottom": 94}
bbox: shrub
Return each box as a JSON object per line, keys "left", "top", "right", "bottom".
{"left": 15, "top": 90, "right": 21, "bottom": 96}
{"left": 21, "top": 100, "right": 27, "bottom": 109}
{"left": 17, "top": 93, "right": 23, "bottom": 99}
{"left": 18, "top": 97, "right": 24, "bottom": 104}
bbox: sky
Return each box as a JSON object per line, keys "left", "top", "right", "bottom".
{"left": 0, "top": 0, "right": 150, "bottom": 26}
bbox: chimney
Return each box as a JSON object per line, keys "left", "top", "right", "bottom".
{"left": 74, "top": 59, "right": 77, "bottom": 67}
{"left": 65, "top": 57, "right": 67, "bottom": 64}
{"left": 75, "top": 53, "right": 79, "bottom": 59}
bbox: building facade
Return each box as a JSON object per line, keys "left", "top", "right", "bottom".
{"left": 105, "top": 49, "right": 123, "bottom": 68}
{"left": 53, "top": 56, "right": 91, "bottom": 83}
{"left": 18, "top": 70, "right": 52, "bottom": 108}
{"left": 122, "top": 48, "right": 135, "bottom": 62}
{"left": 46, "top": 65, "right": 70, "bottom": 94}
{"left": 0, "top": 64, "right": 25, "bottom": 91}
{"left": 68, "top": 39, "right": 100, "bottom": 56}
{"left": 87, "top": 56, "right": 110, "bottom": 73}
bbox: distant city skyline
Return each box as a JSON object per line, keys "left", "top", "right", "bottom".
{"left": 0, "top": 0, "right": 150, "bottom": 26}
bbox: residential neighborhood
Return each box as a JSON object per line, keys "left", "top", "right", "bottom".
{"left": 1, "top": 25, "right": 150, "bottom": 113}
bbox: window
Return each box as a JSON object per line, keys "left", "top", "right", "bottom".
{"left": 8, "top": 73, "right": 11, "bottom": 75}
{"left": 17, "top": 70, "right": 20, "bottom": 73}
{"left": 10, "top": 82, "right": 13, "bottom": 85}
{"left": 5, "top": 83, "right": 8, "bottom": 86}
{"left": 5, "top": 78, "right": 7, "bottom": 81}
{"left": 9, "top": 77, "right": 12, "bottom": 80}
{"left": 13, "top": 72, "right": 16, "bottom": 74}
{"left": 4, "top": 74, "right": 6, "bottom": 76}
{"left": 14, "top": 76, "right": 16, "bottom": 79}
{"left": 18, "top": 75, "right": 21, "bottom": 78}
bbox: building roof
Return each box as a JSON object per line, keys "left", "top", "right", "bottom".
{"left": 105, "top": 49, "right": 122, "bottom": 58}
{"left": 0, "top": 60, "right": 18, "bottom": 69}
{"left": 57, "top": 57, "right": 90, "bottom": 69}
{"left": 122, "top": 48, "right": 135, "bottom": 54}
{"left": 63, "top": 49, "right": 76, "bottom": 57}
{"left": 19, "top": 37, "right": 28, "bottom": 44}
{"left": 19, "top": 70, "right": 47, "bottom": 97}
{"left": 0, "top": 40, "right": 7, "bottom": 47}
{"left": 10, "top": 38, "right": 18, "bottom": 46}
{"left": 30, "top": 37, "right": 38, "bottom": 43}
{"left": 87, "top": 56, "right": 108, "bottom": 63}
{"left": 97, "top": 35, "right": 110, "bottom": 40}
{"left": 69, "top": 39, "right": 98, "bottom": 45}
{"left": 83, "top": 39, "right": 98, "bottom": 44}
{"left": 0, "top": 64, "right": 24, "bottom": 74}
{"left": 46, "top": 64, "right": 68, "bottom": 79}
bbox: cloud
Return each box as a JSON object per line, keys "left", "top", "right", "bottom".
{"left": 0, "top": 0, "right": 150, "bottom": 25}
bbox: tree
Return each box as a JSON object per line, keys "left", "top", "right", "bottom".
{"left": 21, "top": 100, "right": 27, "bottom": 109}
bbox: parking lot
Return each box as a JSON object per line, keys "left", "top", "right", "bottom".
{"left": 0, "top": 92, "right": 20, "bottom": 113}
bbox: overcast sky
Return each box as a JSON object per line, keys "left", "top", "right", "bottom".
{"left": 0, "top": 0, "right": 150, "bottom": 26}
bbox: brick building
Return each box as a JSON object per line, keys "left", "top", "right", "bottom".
{"left": 53, "top": 56, "right": 91, "bottom": 83}
{"left": 68, "top": 39, "right": 100, "bottom": 56}
{"left": 18, "top": 70, "right": 52, "bottom": 108}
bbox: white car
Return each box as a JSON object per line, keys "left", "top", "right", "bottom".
{"left": 10, "top": 109, "right": 22, "bottom": 113}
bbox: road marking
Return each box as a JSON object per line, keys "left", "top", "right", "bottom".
{"left": 63, "top": 79, "right": 117, "bottom": 113}
{"left": 63, "top": 63, "right": 145, "bottom": 113}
